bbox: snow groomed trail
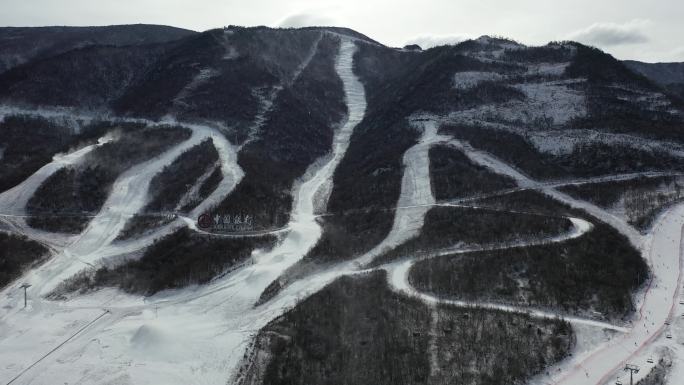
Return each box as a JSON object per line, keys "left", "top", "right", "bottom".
{"left": 445, "top": 138, "right": 644, "bottom": 248}
{"left": 383, "top": 217, "right": 631, "bottom": 332}
{"left": 0, "top": 136, "right": 112, "bottom": 217}
{"left": 40, "top": 128, "right": 210, "bottom": 294}
{"left": 0, "top": 36, "right": 368, "bottom": 385}
{"left": 529, "top": 205, "right": 684, "bottom": 385}
{"left": 71, "top": 122, "right": 244, "bottom": 267}
{"left": 354, "top": 114, "right": 626, "bottom": 332}
{"left": 9, "top": 122, "right": 244, "bottom": 298}
{"left": 0, "top": 118, "right": 245, "bottom": 384}
{"left": 355, "top": 117, "right": 451, "bottom": 267}
{"left": 252, "top": 37, "right": 364, "bottom": 269}
{"left": 1, "top": 41, "right": 683, "bottom": 385}
{"left": 0, "top": 135, "right": 113, "bottom": 248}
{"left": 435, "top": 130, "right": 684, "bottom": 385}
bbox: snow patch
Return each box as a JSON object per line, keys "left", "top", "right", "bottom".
{"left": 448, "top": 79, "right": 587, "bottom": 128}
{"left": 172, "top": 68, "right": 220, "bottom": 110}
{"left": 354, "top": 115, "right": 450, "bottom": 267}
{"left": 527, "top": 129, "right": 684, "bottom": 157}
{"left": 452, "top": 71, "right": 503, "bottom": 90}
{"left": 525, "top": 62, "right": 570, "bottom": 77}
{"left": 513, "top": 80, "right": 587, "bottom": 125}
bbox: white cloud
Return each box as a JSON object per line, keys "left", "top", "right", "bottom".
{"left": 277, "top": 12, "right": 339, "bottom": 28}
{"left": 403, "top": 34, "right": 471, "bottom": 49}
{"left": 568, "top": 19, "right": 650, "bottom": 46}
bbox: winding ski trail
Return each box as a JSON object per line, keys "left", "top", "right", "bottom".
{"left": 438, "top": 130, "right": 684, "bottom": 385}
{"left": 383, "top": 217, "right": 630, "bottom": 332}
{"left": 354, "top": 117, "right": 450, "bottom": 267}
{"left": 530, "top": 205, "right": 684, "bottom": 385}
{"left": 1, "top": 35, "right": 683, "bottom": 385}
{"left": 0, "top": 119, "right": 245, "bottom": 385}
{"left": 0, "top": 135, "right": 113, "bottom": 248}
{"left": 0, "top": 36, "right": 368, "bottom": 385}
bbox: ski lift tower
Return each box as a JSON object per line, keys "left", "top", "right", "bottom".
{"left": 20, "top": 283, "right": 31, "bottom": 308}
{"left": 624, "top": 364, "right": 639, "bottom": 385}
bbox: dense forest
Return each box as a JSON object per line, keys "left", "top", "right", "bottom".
{"left": 372, "top": 205, "right": 572, "bottom": 266}
{"left": 53, "top": 228, "right": 276, "bottom": 296}
{"left": 410, "top": 223, "right": 647, "bottom": 320}
{"left": 429, "top": 144, "right": 517, "bottom": 201}
{"left": 561, "top": 176, "right": 684, "bottom": 231}
{"left": 0, "top": 114, "right": 106, "bottom": 193}
{"left": 26, "top": 124, "right": 191, "bottom": 233}
{"left": 118, "top": 139, "right": 219, "bottom": 239}
{"left": 0, "top": 232, "right": 48, "bottom": 288}
{"left": 245, "top": 272, "right": 573, "bottom": 385}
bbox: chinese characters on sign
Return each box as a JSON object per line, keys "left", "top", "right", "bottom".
{"left": 197, "top": 213, "right": 254, "bottom": 232}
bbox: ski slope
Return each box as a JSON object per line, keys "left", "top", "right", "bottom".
{"left": 0, "top": 36, "right": 368, "bottom": 385}
{"left": 530, "top": 203, "right": 684, "bottom": 385}
{"left": 355, "top": 117, "right": 450, "bottom": 267}
{"left": 445, "top": 138, "right": 644, "bottom": 248}
{"left": 1, "top": 35, "right": 684, "bottom": 385}
{"left": 0, "top": 135, "right": 113, "bottom": 248}
{"left": 383, "top": 216, "right": 630, "bottom": 332}
{"left": 441, "top": 132, "right": 684, "bottom": 385}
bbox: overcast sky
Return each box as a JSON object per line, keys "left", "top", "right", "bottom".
{"left": 1, "top": 0, "right": 682, "bottom": 62}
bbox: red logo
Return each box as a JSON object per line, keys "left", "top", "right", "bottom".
{"left": 198, "top": 213, "right": 213, "bottom": 229}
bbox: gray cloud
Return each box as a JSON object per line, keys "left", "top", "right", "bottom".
{"left": 277, "top": 13, "right": 338, "bottom": 28}
{"left": 403, "top": 34, "right": 471, "bottom": 49}
{"left": 569, "top": 19, "right": 650, "bottom": 46}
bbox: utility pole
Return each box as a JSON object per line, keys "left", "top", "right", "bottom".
{"left": 624, "top": 364, "right": 639, "bottom": 385}
{"left": 20, "top": 283, "right": 31, "bottom": 308}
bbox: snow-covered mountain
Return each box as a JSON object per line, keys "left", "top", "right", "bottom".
{"left": 1, "top": 25, "right": 684, "bottom": 385}
{"left": 624, "top": 59, "right": 684, "bottom": 99}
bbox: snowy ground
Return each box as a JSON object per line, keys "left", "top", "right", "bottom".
{"left": 2, "top": 36, "right": 684, "bottom": 385}
{"left": 382, "top": 214, "right": 628, "bottom": 333}
{"left": 379, "top": 114, "right": 684, "bottom": 385}
{"left": 437, "top": 128, "right": 684, "bottom": 385}
{"left": 354, "top": 116, "right": 450, "bottom": 267}
{"left": 0, "top": 135, "right": 115, "bottom": 250}
{"left": 444, "top": 137, "right": 644, "bottom": 248}
{"left": 0, "top": 36, "right": 368, "bottom": 385}
{"left": 0, "top": 119, "right": 245, "bottom": 384}
{"left": 446, "top": 78, "right": 587, "bottom": 128}
{"left": 529, "top": 204, "right": 684, "bottom": 385}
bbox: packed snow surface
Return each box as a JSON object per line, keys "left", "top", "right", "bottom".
{"left": 2, "top": 34, "right": 684, "bottom": 385}
{"left": 355, "top": 116, "right": 450, "bottom": 267}
{"left": 0, "top": 135, "right": 113, "bottom": 216}
{"left": 531, "top": 204, "right": 684, "bottom": 385}
{"left": 0, "top": 36, "right": 367, "bottom": 385}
